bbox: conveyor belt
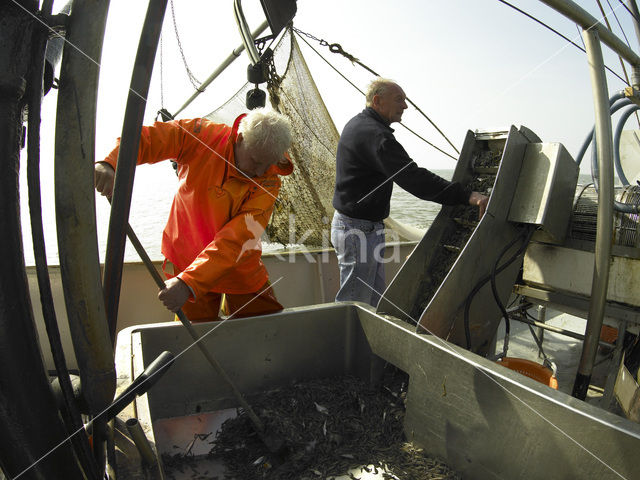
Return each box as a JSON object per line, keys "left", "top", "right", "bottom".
{"left": 378, "top": 126, "right": 544, "bottom": 355}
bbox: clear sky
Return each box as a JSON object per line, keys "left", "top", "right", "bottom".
{"left": 88, "top": 0, "right": 640, "bottom": 168}
{"left": 20, "top": 0, "right": 640, "bottom": 263}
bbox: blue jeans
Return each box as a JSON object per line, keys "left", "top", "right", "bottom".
{"left": 331, "top": 211, "right": 386, "bottom": 306}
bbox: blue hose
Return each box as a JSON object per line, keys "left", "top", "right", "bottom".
{"left": 590, "top": 99, "right": 632, "bottom": 178}
{"left": 589, "top": 106, "right": 640, "bottom": 214}
{"left": 613, "top": 104, "right": 638, "bottom": 186}
{"left": 576, "top": 96, "right": 631, "bottom": 166}
{"left": 577, "top": 91, "right": 639, "bottom": 214}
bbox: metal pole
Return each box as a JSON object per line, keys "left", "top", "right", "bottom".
{"left": 172, "top": 19, "right": 268, "bottom": 118}
{"left": 121, "top": 221, "right": 267, "bottom": 436}
{"left": 125, "top": 418, "right": 157, "bottom": 466}
{"left": 233, "top": 0, "right": 260, "bottom": 65}
{"left": 539, "top": 0, "right": 640, "bottom": 68}
{"left": 600, "top": 321, "right": 627, "bottom": 408}
{"left": 511, "top": 313, "right": 614, "bottom": 347}
{"left": 573, "top": 28, "right": 615, "bottom": 400}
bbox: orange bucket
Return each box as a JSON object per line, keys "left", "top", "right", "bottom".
{"left": 497, "top": 357, "right": 558, "bottom": 389}
{"left": 600, "top": 325, "right": 618, "bottom": 344}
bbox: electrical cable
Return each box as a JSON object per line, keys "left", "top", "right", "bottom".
{"left": 490, "top": 226, "right": 537, "bottom": 358}
{"left": 463, "top": 226, "right": 536, "bottom": 351}
{"left": 496, "top": 0, "right": 627, "bottom": 84}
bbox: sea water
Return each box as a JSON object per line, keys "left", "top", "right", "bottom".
{"left": 20, "top": 170, "right": 594, "bottom": 266}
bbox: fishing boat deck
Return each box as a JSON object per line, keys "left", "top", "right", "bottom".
{"left": 114, "top": 303, "right": 640, "bottom": 480}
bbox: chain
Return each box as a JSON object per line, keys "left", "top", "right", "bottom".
{"left": 292, "top": 27, "right": 460, "bottom": 156}
{"left": 159, "top": 32, "right": 165, "bottom": 109}
{"left": 255, "top": 37, "right": 267, "bottom": 57}
{"left": 292, "top": 27, "right": 328, "bottom": 47}
{"left": 170, "top": 0, "right": 203, "bottom": 91}
{"left": 156, "top": 33, "right": 174, "bottom": 122}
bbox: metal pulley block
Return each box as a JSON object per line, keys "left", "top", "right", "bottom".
{"left": 246, "top": 86, "right": 266, "bottom": 110}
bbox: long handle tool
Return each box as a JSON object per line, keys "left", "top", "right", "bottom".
{"left": 123, "top": 223, "right": 284, "bottom": 453}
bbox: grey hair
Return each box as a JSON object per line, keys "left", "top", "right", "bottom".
{"left": 365, "top": 78, "right": 399, "bottom": 107}
{"left": 238, "top": 108, "right": 292, "bottom": 158}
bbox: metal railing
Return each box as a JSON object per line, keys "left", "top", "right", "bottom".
{"left": 539, "top": 0, "right": 640, "bottom": 399}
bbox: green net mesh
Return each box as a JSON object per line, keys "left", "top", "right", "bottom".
{"left": 205, "top": 29, "right": 338, "bottom": 247}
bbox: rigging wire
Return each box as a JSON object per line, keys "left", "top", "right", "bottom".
{"left": 596, "top": 0, "right": 640, "bottom": 127}
{"left": 576, "top": 24, "right": 587, "bottom": 48}
{"left": 292, "top": 28, "right": 459, "bottom": 161}
{"left": 597, "top": 0, "right": 640, "bottom": 127}
{"left": 496, "top": 0, "right": 627, "bottom": 84}
{"left": 606, "top": 0, "right": 633, "bottom": 46}
{"left": 617, "top": 0, "right": 640, "bottom": 23}
{"left": 325, "top": 43, "right": 461, "bottom": 156}
{"left": 595, "top": 0, "right": 632, "bottom": 86}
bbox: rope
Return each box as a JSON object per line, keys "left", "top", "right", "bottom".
{"left": 292, "top": 28, "right": 459, "bottom": 161}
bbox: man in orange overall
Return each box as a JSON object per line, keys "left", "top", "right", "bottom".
{"left": 94, "top": 108, "right": 293, "bottom": 322}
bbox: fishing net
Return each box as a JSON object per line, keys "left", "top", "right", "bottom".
{"left": 205, "top": 28, "right": 338, "bottom": 247}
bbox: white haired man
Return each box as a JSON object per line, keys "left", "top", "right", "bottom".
{"left": 331, "top": 79, "right": 488, "bottom": 307}
{"left": 95, "top": 108, "right": 293, "bottom": 321}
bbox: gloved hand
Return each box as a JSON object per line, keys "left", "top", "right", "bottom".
{"left": 94, "top": 162, "right": 115, "bottom": 199}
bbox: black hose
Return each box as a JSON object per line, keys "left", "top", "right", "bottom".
{"left": 103, "top": 0, "right": 168, "bottom": 343}
{"left": 26, "top": 2, "right": 98, "bottom": 476}
{"left": 463, "top": 226, "right": 535, "bottom": 351}
{"left": 0, "top": 2, "right": 85, "bottom": 478}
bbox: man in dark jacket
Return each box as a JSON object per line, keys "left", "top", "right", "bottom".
{"left": 331, "top": 78, "right": 488, "bottom": 307}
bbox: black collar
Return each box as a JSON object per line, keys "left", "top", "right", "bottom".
{"left": 364, "top": 107, "right": 394, "bottom": 132}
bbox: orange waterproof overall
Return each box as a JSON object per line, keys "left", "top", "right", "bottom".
{"left": 103, "top": 115, "right": 293, "bottom": 321}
